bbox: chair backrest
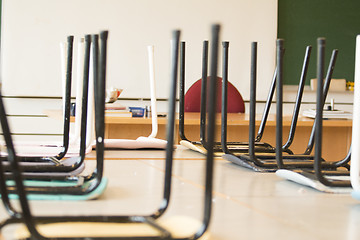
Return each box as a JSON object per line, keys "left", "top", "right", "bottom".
{"left": 184, "top": 77, "right": 245, "bottom": 113}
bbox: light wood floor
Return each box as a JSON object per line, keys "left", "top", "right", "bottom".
{"left": 1, "top": 146, "right": 359, "bottom": 240}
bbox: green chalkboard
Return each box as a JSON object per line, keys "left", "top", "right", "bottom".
{"left": 278, "top": 0, "right": 360, "bottom": 85}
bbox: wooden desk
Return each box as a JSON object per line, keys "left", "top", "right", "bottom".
{"left": 45, "top": 110, "right": 351, "bottom": 162}
{"left": 103, "top": 112, "right": 352, "bottom": 162}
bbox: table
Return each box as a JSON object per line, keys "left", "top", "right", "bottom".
{"left": 102, "top": 112, "right": 352, "bottom": 162}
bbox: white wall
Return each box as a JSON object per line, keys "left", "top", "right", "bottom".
{"left": 0, "top": 1, "right": 354, "bottom": 142}
{"left": 1, "top": 0, "right": 277, "bottom": 101}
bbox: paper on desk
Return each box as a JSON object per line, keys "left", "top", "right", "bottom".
{"left": 302, "top": 109, "right": 352, "bottom": 119}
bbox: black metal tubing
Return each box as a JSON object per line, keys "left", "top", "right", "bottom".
{"left": 0, "top": 27, "right": 218, "bottom": 240}
{"left": 194, "top": 24, "right": 219, "bottom": 238}
{"left": 255, "top": 42, "right": 332, "bottom": 169}
{"left": 220, "top": 43, "right": 288, "bottom": 155}
{"left": 178, "top": 40, "right": 209, "bottom": 146}
{"left": 219, "top": 41, "right": 275, "bottom": 155}
{"left": 222, "top": 41, "right": 276, "bottom": 168}
{"left": 254, "top": 49, "right": 285, "bottom": 142}
{"left": 180, "top": 39, "right": 273, "bottom": 154}
{"left": 200, "top": 41, "right": 209, "bottom": 146}
{"left": 0, "top": 36, "right": 74, "bottom": 164}
{"left": 249, "top": 42, "right": 257, "bottom": 160}
{"left": 0, "top": 78, "right": 45, "bottom": 240}
{"left": 31, "top": 33, "right": 102, "bottom": 192}
{"left": 79, "top": 35, "right": 91, "bottom": 159}
{"left": 0, "top": 34, "right": 101, "bottom": 196}
{"left": 273, "top": 48, "right": 350, "bottom": 168}
{"left": 276, "top": 39, "right": 284, "bottom": 169}
{"left": 57, "top": 35, "right": 74, "bottom": 160}
{"left": 225, "top": 45, "right": 305, "bottom": 161}
{"left": 0, "top": 36, "right": 91, "bottom": 174}
{"left": 245, "top": 41, "right": 276, "bottom": 167}
{"left": 151, "top": 30, "right": 181, "bottom": 219}
{"left": 220, "top": 41, "right": 273, "bottom": 155}
{"left": 0, "top": 91, "right": 23, "bottom": 221}
{"left": 252, "top": 46, "right": 311, "bottom": 157}
{"left": 313, "top": 38, "right": 351, "bottom": 187}
{"left": 263, "top": 45, "right": 349, "bottom": 170}
{"left": 221, "top": 41, "right": 229, "bottom": 154}
{"left": 251, "top": 45, "right": 312, "bottom": 157}
{"left": 223, "top": 41, "right": 347, "bottom": 171}
{"left": 282, "top": 46, "right": 312, "bottom": 151}
{"left": 222, "top": 41, "right": 276, "bottom": 162}
{"left": 332, "top": 145, "right": 352, "bottom": 168}
{"left": 178, "top": 41, "right": 188, "bottom": 141}
{"left": 93, "top": 33, "right": 105, "bottom": 184}
{"left": 85, "top": 31, "right": 108, "bottom": 191}
{"left": 253, "top": 46, "right": 313, "bottom": 153}
{"left": 255, "top": 69, "right": 276, "bottom": 142}
{"left": 0, "top": 31, "right": 108, "bottom": 231}
{"left": 304, "top": 49, "right": 338, "bottom": 155}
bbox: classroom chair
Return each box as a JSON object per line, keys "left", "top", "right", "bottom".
{"left": 179, "top": 40, "right": 279, "bottom": 156}
{"left": 184, "top": 76, "right": 245, "bottom": 113}
{"left": 0, "top": 25, "right": 218, "bottom": 240}
{"left": 224, "top": 39, "right": 349, "bottom": 173}
{"left": 277, "top": 38, "right": 353, "bottom": 193}
{"left": 0, "top": 33, "right": 108, "bottom": 201}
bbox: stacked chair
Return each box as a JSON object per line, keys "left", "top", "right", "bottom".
{"left": 0, "top": 33, "right": 108, "bottom": 201}
{"left": 1, "top": 36, "right": 76, "bottom": 162}
{"left": 222, "top": 41, "right": 348, "bottom": 172}
{"left": 276, "top": 37, "right": 357, "bottom": 194}
{"left": 1, "top": 36, "right": 94, "bottom": 158}
{"left": 179, "top": 41, "right": 282, "bottom": 156}
{"left": 179, "top": 38, "right": 324, "bottom": 163}
{"left": 0, "top": 35, "right": 95, "bottom": 177}
{"left": 178, "top": 29, "right": 352, "bottom": 174}
{"left": 0, "top": 20, "right": 358, "bottom": 240}
{"left": 221, "top": 42, "right": 311, "bottom": 171}
{"left": 0, "top": 24, "right": 219, "bottom": 239}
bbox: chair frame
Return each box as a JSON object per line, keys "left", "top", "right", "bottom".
{"left": 179, "top": 40, "right": 282, "bottom": 154}
{"left": 283, "top": 38, "right": 351, "bottom": 187}
{"left": 223, "top": 40, "right": 349, "bottom": 172}
{"left": 0, "top": 36, "right": 74, "bottom": 164}
{"left": 0, "top": 34, "right": 105, "bottom": 199}
{"left": 220, "top": 42, "right": 309, "bottom": 156}
{"left": 0, "top": 26, "right": 219, "bottom": 240}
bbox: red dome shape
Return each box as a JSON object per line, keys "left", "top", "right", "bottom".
{"left": 184, "top": 77, "right": 245, "bottom": 113}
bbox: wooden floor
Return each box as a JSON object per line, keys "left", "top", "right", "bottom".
{"left": 1, "top": 147, "right": 359, "bottom": 239}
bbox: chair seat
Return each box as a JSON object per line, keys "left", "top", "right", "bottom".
{"left": 184, "top": 77, "right": 245, "bottom": 113}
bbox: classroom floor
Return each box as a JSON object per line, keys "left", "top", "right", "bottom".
{"left": 1, "top": 146, "right": 360, "bottom": 239}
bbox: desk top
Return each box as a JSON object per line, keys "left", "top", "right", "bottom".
{"left": 45, "top": 110, "right": 353, "bottom": 127}
{"left": 180, "top": 112, "right": 353, "bottom": 127}
{"left": 1, "top": 147, "right": 359, "bottom": 240}
{"left": 103, "top": 112, "right": 353, "bottom": 127}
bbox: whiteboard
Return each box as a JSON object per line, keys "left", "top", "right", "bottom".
{"left": 1, "top": 0, "right": 277, "bottom": 100}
